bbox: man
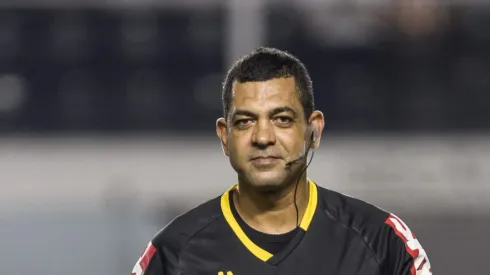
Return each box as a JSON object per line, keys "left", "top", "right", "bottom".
{"left": 131, "top": 47, "right": 432, "bottom": 275}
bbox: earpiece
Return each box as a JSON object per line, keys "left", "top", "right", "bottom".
{"left": 310, "top": 128, "right": 317, "bottom": 150}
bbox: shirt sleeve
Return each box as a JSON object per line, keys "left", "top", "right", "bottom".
{"left": 130, "top": 241, "right": 165, "bottom": 275}
{"left": 384, "top": 213, "right": 433, "bottom": 275}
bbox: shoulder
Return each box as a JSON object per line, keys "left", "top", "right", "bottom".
{"left": 316, "top": 185, "right": 390, "bottom": 231}
{"left": 316, "top": 185, "right": 432, "bottom": 274}
{"left": 151, "top": 195, "right": 223, "bottom": 255}
{"left": 130, "top": 195, "right": 224, "bottom": 275}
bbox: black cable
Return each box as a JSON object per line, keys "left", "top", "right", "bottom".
{"left": 293, "top": 148, "right": 315, "bottom": 227}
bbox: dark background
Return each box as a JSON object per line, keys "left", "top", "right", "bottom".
{"left": 0, "top": 2, "right": 488, "bottom": 275}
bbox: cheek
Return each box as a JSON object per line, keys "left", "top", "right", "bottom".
{"left": 277, "top": 132, "right": 302, "bottom": 152}
{"left": 228, "top": 134, "right": 251, "bottom": 159}
{"left": 227, "top": 141, "right": 248, "bottom": 173}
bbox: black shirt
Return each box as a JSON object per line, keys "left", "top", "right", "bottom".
{"left": 229, "top": 190, "right": 299, "bottom": 255}
{"left": 131, "top": 180, "right": 433, "bottom": 275}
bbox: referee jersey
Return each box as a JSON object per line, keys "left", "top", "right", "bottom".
{"left": 131, "top": 180, "right": 432, "bottom": 275}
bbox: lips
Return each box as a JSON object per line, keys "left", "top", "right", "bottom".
{"left": 251, "top": 156, "right": 280, "bottom": 160}
{"left": 250, "top": 156, "right": 281, "bottom": 165}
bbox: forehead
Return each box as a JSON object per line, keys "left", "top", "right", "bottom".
{"left": 231, "top": 77, "right": 302, "bottom": 113}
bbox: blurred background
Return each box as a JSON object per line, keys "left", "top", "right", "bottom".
{"left": 0, "top": 0, "right": 489, "bottom": 274}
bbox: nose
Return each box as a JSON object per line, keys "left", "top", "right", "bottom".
{"left": 252, "top": 119, "right": 276, "bottom": 149}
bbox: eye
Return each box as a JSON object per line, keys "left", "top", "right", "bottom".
{"left": 234, "top": 119, "right": 254, "bottom": 128}
{"left": 274, "top": 116, "right": 293, "bottom": 126}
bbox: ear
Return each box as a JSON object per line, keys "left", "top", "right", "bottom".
{"left": 308, "top": 110, "right": 325, "bottom": 150}
{"left": 216, "top": 117, "right": 229, "bottom": 156}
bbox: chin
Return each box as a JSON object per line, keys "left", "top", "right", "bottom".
{"left": 244, "top": 171, "right": 289, "bottom": 192}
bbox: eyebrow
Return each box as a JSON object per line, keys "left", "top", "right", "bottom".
{"left": 231, "top": 106, "right": 298, "bottom": 120}
{"left": 269, "top": 106, "right": 297, "bottom": 118}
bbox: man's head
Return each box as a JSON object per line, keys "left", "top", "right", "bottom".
{"left": 221, "top": 47, "right": 314, "bottom": 120}
{"left": 216, "top": 47, "right": 324, "bottom": 191}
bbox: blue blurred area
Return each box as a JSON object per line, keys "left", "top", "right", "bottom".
{"left": 0, "top": 8, "right": 226, "bottom": 133}
{"left": 0, "top": 5, "right": 490, "bottom": 134}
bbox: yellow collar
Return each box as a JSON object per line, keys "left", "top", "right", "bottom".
{"left": 220, "top": 180, "right": 318, "bottom": 262}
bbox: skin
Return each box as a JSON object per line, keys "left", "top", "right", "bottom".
{"left": 216, "top": 77, "right": 325, "bottom": 235}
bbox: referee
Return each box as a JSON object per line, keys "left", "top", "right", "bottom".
{"left": 131, "top": 47, "right": 432, "bottom": 275}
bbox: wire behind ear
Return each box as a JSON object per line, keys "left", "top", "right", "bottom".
{"left": 310, "top": 130, "right": 316, "bottom": 149}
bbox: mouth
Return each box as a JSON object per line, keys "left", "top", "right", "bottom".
{"left": 250, "top": 156, "right": 281, "bottom": 165}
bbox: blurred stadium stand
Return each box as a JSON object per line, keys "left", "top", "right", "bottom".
{"left": 0, "top": 2, "right": 489, "bottom": 133}
{"left": 0, "top": 1, "right": 489, "bottom": 274}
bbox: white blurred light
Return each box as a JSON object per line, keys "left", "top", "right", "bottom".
{"left": 0, "top": 74, "right": 27, "bottom": 114}
{"left": 303, "top": 4, "right": 380, "bottom": 47}
{"left": 193, "top": 73, "right": 223, "bottom": 111}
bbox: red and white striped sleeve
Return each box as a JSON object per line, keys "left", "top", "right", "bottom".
{"left": 131, "top": 241, "right": 164, "bottom": 275}
{"left": 384, "top": 213, "right": 433, "bottom": 275}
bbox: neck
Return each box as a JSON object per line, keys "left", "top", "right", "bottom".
{"left": 233, "top": 175, "right": 310, "bottom": 235}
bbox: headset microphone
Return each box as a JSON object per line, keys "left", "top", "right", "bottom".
{"left": 284, "top": 151, "right": 307, "bottom": 167}
{"left": 284, "top": 132, "right": 315, "bottom": 168}
{"left": 285, "top": 131, "right": 317, "bottom": 229}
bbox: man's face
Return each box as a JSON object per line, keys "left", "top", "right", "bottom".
{"left": 218, "top": 77, "right": 312, "bottom": 190}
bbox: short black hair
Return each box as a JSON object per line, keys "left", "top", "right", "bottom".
{"left": 222, "top": 47, "right": 314, "bottom": 120}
